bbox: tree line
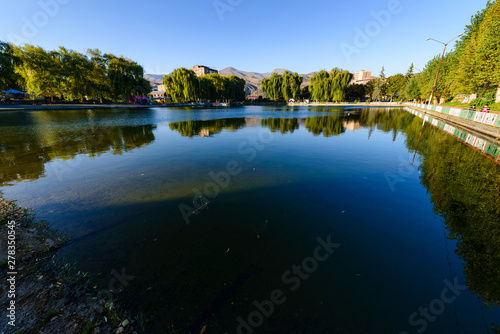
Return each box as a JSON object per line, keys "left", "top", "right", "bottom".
{"left": 370, "top": 0, "right": 499, "bottom": 107}
{"left": 0, "top": 42, "right": 151, "bottom": 102}
{"left": 309, "top": 69, "right": 352, "bottom": 102}
{"left": 162, "top": 68, "right": 246, "bottom": 103}
{"left": 261, "top": 71, "right": 303, "bottom": 101}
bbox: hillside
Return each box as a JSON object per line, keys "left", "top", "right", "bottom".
{"left": 145, "top": 68, "right": 316, "bottom": 96}
{"left": 144, "top": 74, "right": 163, "bottom": 89}
{"left": 219, "top": 67, "right": 316, "bottom": 96}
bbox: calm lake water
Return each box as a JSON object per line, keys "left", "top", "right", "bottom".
{"left": 1, "top": 106, "right": 499, "bottom": 333}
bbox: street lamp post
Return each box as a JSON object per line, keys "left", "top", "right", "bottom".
{"left": 425, "top": 33, "right": 463, "bottom": 105}
{"left": 411, "top": 33, "right": 463, "bottom": 164}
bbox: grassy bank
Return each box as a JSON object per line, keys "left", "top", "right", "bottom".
{"left": 439, "top": 101, "right": 500, "bottom": 112}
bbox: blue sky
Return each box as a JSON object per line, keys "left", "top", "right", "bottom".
{"left": 0, "top": 0, "right": 487, "bottom": 76}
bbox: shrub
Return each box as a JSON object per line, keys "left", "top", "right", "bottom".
{"left": 470, "top": 98, "right": 487, "bottom": 109}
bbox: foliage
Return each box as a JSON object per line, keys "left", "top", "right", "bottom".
{"left": 309, "top": 69, "right": 352, "bottom": 102}
{"left": 371, "top": 66, "right": 387, "bottom": 101}
{"left": 405, "top": 74, "right": 422, "bottom": 101}
{"left": 420, "top": 53, "right": 457, "bottom": 102}
{"left": 163, "top": 68, "right": 198, "bottom": 103}
{"left": 0, "top": 41, "right": 21, "bottom": 91}
{"left": 345, "top": 84, "right": 366, "bottom": 101}
{"left": 452, "top": 0, "right": 498, "bottom": 96}
{"left": 9, "top": 43, "right": 149, "bottom": 102}
{"left": 386, "top": 73, "right": 407, "bottom": 100}
{"left": 305, "top": 116, "right": 345, "bottom": 136}
{"left": 169, "top": 119, "right": 246, "bottom": 137}
{"left": 164, "top": 71, "right": 246, "bottom": 103}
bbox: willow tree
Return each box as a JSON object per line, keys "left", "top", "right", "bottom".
{"left": 330, "top": 69, "right": 352, "bottom": 102}
{"left": 282, "top": 71, "right": 303, "bottom": 101}
{"left": 163, "top": 68, "right": 198, "bottom": 103}
{"left": 0, "top": 41, "right": 21, "bottom": 91}
{"left": 310, "top": 70, "right": 330, "bottom": 101}
{"left": 227, "top": 75, "right": 246, "bottom": 101}
{"left": 87, "top": 49, "right": 111, "bottom": 103}
{"left": 53, "top": 47, "right": 94, "bottom": 102}
{"left": 261, "top": 73, "right": 283, "bottom": 101}
{"left": 14, "top": 44, "right": 64, "bottom": 98}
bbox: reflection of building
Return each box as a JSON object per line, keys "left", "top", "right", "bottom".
{"left": 191, "top": 65, "right": 218, "bottom": 77}
{"left": 199, "top": 128, "right": 211, "bottom": 137}
{"left": 351, "top": 70, "right": 373, "bottom": 85}
{"left": 343, "top": 120, "right": 362, "bottom": 131}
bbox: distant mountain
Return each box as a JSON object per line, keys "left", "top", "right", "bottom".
{"left": 219, "top": 67, "right": 316, "bottom": 96}
{"left": 144, "top": 74, "right": 163, "bottom": 89}
{"left": 145, "top": 68, "right": 317, "bottom": 96}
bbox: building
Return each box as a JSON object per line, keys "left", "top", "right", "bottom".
{"left": 191, "top": 65, "right": 218, "bottom": 77}
{"left": 149, "top": 91, "right": 166, "bottom": 98}
{"left": 351, "top": 70, "right": 373, "bottom": 85}
{"left": 157, "top": 84, "right": 166, "bottom": 92}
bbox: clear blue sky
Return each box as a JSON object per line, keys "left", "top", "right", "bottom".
{"left": 0, "top": 0, "right": 487, "bottom": 76}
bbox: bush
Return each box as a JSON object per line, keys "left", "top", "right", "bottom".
{"left": 366, "top": 99, "right": 371, "bottom": 104}
{"left": 470, "top": 98, "right": 487, "bottom": 109}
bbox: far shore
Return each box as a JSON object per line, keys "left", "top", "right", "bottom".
{"left": 1, "top": 102, "right": 405, "bottom": 112}
{"left": 0, "top": 104, "right": 152, "bottom": 112}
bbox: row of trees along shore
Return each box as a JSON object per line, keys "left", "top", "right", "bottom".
{"left": 260, "top": 0, "right": 499, "bottom": 108}
{"left": 162, "top": 68, "right": 246, "bottom": 103}
{"left": 369, "top": 0, "right": 500, "bottom": 109}
{"left": 0, "top": 42, "right": 151, "bottom": 103}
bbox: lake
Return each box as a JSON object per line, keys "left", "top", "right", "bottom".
{"left": 1, "top": 106, "right": 499, "bottom": 333}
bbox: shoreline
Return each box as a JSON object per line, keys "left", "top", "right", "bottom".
{"left": 0, "top": 195, "right": 138, "bottom": 333}
{"left": 0, "top": 104, "right": 152, "bottom": 112}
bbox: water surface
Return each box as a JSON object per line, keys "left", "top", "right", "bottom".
{"left": 1, "top": 106, "right": 499, "bottom": 333}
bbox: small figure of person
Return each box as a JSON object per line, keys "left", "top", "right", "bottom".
{"left": 470, "top": 104, "right": 476, "bottom": 111}
{"left": 482, "top": 104, "right": 490, "bottom": 113}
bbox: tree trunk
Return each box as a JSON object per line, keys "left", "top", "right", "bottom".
{"left": 496, "top": 85, "right": 500, "bottom": 103}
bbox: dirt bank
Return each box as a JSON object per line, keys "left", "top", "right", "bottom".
{"left": 0, "top": 196, "right": 139, "bottom": 334}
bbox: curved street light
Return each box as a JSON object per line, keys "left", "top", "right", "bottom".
{"left": 412, "top": 33, "right": 464, "bottom": 164}
{"left": 425, "top": 33, "right": 463, "bottom": 105}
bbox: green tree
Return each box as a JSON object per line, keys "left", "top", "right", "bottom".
{"left": 56, "top": 47, "right": 93, "bottom": 102}
{"left": 420, "top": 53, "right": 456, "bottom": 103}
{"left": 371, "top": 66, "right": 387, "bottom": 101}
{"left": 261, "top": 73, "right": 283, "bottom": 101}
{"left": 0, "top": 41, "right": 21, "bottom": 91}
{"left": 281, "top": 71, "right": 303, "bottom": 101}
{"left": 87, "top": 49, "right": 111, "bottom": 103}
{"left": 386, "top": 73, "right": 407, "bottom": 101}
{"left": 406, "top": 63, "right": 414, "bottom": 80}
{"left": 405, "top": 74, "right": 422, "bottom": 101}
{"left": 14, "top": 45, "right": 63, "bottom": 99}
{"left": 345, "top": 84, "right": 365, "bottom": 101}
{"left": 163, "top": 68, "right": 198, "bottom": 103}
{"left": 449, "top": 0, "right": 498, "bottom": 97}
{"left": 329, "top": 69, "right": 352, "bottom": 102}
{"left": 310, "top": 70, "right": 330, "bottom": 101}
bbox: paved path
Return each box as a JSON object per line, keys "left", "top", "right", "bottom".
{"left": 405, "top": 105, "right": 500, "bottom": 140}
